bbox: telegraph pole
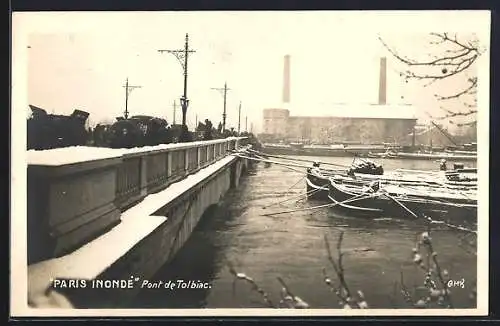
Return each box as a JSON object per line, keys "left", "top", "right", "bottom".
{"left": 237, "top": 101, "right": 242, "bottom": 134}
{"left": 211, "top": 82, "right": 231, "bottom": 132}
{"left": 245, "top": 116, "right": 248, "bottom": 133}
{"left": 158, "top": 33, "right": 196, "bottom": 128}
{"left": 172, "top": 100, "right": 177, "bottom": 124}
{"left": 123, "top": 77, "right": 142, "bottom": 119}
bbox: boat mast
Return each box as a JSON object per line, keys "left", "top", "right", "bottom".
{"left": 412, "top": 126, "right": 416, "bottom": 149}
{"left": 430, "top": 120, "right": 458, "bottom": 147}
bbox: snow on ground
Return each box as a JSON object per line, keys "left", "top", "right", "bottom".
{"left": 28, "top": 154, "right": 238, "bottom": 296}
{"left": 27, "top": 137, "right": 245, "bottom": 166}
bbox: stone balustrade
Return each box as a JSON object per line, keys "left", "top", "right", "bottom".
{"left": 27, "top": 137, "right": 247, "bottom": 265}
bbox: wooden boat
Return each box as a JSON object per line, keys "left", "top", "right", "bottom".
{"left": 306, "top": 167, "right": 340, "bottom": 200}
{"left": 337, "top": 169, "right": 477, "bottom": 190}
{"left": 307, "top": 163, "right": 477, "bottom": 199}
{"left": 306, "top": 158, "right": 384, "bottom": 200}
{"left": 327, "top": 179, "right": 477, "bottom": 228}
{"left": 344, "top": 160, "right": 477, "bottom": 189}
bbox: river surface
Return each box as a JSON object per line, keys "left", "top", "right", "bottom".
{"left": 131, "top": 156, "right": 478, "bottom": 309}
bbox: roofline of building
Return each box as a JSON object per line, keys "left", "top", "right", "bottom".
{"left": 286, "top": 116, "right": 417, "bottom": 120}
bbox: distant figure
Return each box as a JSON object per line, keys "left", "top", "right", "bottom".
{"left": 93, "top": 124, "right": 109, "bottom": 147}
{"left": 312, "top": 161, "right": 320, "bottom": 168}
{"left": 203, "top": 119, "right": 213, "bottom": 140}
{"left": 439, "top": 159, "right": 447, "bottom": 171}
{"left": 179, "top": 125, "right": 192, "bottom": 143}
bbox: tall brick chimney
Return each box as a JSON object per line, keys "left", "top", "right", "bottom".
{"left": 378, "top": 57, "right": 387, "bottom": 105}
{"left": 283, "top": 55, "right": 291, "bottom": 104}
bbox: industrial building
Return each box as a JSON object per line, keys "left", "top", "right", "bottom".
{"left": 260, "top": 56, "right": 418, "bottom": 145}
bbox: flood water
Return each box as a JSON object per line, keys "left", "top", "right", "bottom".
{"left": 131, "top": 156, "right": 478, "bottom": 309}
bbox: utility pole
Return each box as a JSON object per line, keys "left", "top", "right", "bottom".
{"left": 211, "top": 82, "right": 231, "bottom": 132}
{"left": 122, "top": 77, "right": 142, "bottom": 119}
{"left": 195, "top": 114, "right": 198, "bottom": 129}
{"left": 172, "top": 100, "right": 177, "bottom": 124}
{"left": 158, "top": 33, "right": 196, "bottom": 128}
{"left": 237, "top": 101, "right": 242, "bottom": 135}
{"left": 245, "top": 116, "right": 248, "bottom": 133}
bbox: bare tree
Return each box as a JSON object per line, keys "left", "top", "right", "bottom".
{"left": 378, "top": 33, "right": 486, "bottom": 128}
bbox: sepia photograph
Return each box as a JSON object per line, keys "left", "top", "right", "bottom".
{"left": 11, "top": 10, "right": 490, "bottom": 317}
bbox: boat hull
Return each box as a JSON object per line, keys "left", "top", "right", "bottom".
{"left": 328, "top": 180, "right": 477, "bottom": 227}
{"left": 334, "top": 169, "right": 477, "bottom": 190}
{"left": 305, "top": 169, "right": 331, "bottom": 201}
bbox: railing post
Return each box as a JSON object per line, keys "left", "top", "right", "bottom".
{"left": 213, "top": 144, "right": 216, "bottom": 161}
{"left": 206, "top": 145, "right": 210, "bottom": 163}
{"left": 184, "top": 149, "right": 189, "bottom": 173}
{"left": 197, "top": 146, "right": 202, "bottom": 169}
{"left": 140, "top": 156, "right": 148, "bottom": 197}
{"left": 167, "top": 151, "right": 172, "bottom": 178}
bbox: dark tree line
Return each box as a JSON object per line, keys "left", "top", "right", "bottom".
{"left": 27, "top": 105, "right": 260, "bottom": 150}
{"left": 27, "top": 105, "right": 90, "bottom": 150}
{"left": 195, "top": 119, "right": 243, "bottom": 140}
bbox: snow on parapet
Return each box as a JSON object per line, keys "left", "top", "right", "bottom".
{"left": 118, "top": 137, "right": 244, "bottom": 155}
{"left": 27, "top": 137, "right": 246, "bottom": 166}
{"left": 27, "top": 146, "right": 124, "bottom": 166}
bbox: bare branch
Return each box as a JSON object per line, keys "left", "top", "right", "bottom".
{"left": 227, "top": 262, "right": 276, "bottom": 308}
{"left": 399, "top": 271, "right": 415, "bottom": 305}
{"left": 324, "top": 232, "right": 352, "bottom": 298}
{"left": 435, "top": 108, "right": 477, "bottom": 119}
{"left": 421, "top": 232, "right": 453, "bottom": 308}
{"left": 435, "top": 77, "right": 477, "bottom": 101}
{"left": 277, "top": 277, "right": 310, "bottom": 308}
{"left": 379, "top": 32, "right": 482, "bottom": 125}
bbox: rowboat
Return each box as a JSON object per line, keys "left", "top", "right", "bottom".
{"left": 327, "top": 178, "right": 477, "bottom": 227}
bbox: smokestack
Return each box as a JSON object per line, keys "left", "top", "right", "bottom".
{"left": 378, "top": 57, "right": 387, "bottom": 105}
{"left": 283, "top": 55, "right": 291, "bottom": 103}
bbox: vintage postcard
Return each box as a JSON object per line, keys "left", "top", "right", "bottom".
{"left": 11, "top": 10, "right": 490, "bottom": 317}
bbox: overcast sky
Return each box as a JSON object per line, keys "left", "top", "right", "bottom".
{"left": 15, "top": 11, "right": 490, "bottom": 133}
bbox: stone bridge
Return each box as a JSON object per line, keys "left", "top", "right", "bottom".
{"left": 25, "top": 137, "right": 251, "bottom": 308}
